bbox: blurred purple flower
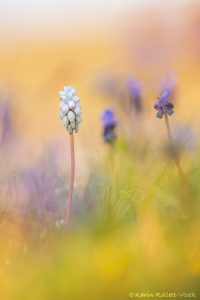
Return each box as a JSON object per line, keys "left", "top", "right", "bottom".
{"left": 101, "top": 109, "right": 117, "bottom": 128}
{"left": 0, "top": 100, "right": 13, "bottom": 146}
{"left": 6, "top": 150, "right": 67, "bottom": 225}
{"left": 126, "top": 78, "right": 143, "bottom": 113}
{"left": 154, "top": 90, "right": 174, "bottom": 119}
{"left": 160, "top": 73, "right": 178, "bottom": 98}
{"left": 101, "top": 109, "right": 117, "bottom": 143}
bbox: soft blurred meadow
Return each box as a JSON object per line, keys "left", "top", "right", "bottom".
{"left": 0, "top": 0, "right": 200, "bottom": 299}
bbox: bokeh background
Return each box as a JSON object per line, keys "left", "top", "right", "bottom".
{"left": 1, "top": 0, "right": 200, "bottom": 172}
{"left": 0, "top": 1, "right": 200, "bottom": 299}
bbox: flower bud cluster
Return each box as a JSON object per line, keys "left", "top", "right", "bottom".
{"left": 59, "top": 86, "right": 82, "bottom": 134}
{"left": 154, "top": 90, "right": 174, "bottom": 119}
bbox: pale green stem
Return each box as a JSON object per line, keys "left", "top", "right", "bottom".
{"left": 164, "top": 112, "right": 185, "bottom": 179}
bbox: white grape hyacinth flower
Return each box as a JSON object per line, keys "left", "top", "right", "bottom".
{"left": 59, "top": 86, "right": 82, "bottom": 134}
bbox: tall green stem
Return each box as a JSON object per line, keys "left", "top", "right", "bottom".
{"left": 164, "top": 113, "right": 185, "bottom": 180}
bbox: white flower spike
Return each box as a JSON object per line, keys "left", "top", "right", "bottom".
{"left": 58, "top": 85, "right": 82, "bottom": 225}
{"left": 59, "top": 86, "right": 82, "bottom": 134}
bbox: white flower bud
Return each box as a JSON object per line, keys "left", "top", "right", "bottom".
{"left": 62, "top": 115, "right": 69, "bottom": 126}
{"left": 74, "top": 105, "right": 81, "bottom": 115}
{"left": 73, "top": 95, "right": 80, "bottom": 103}
{"left": 61, "top": 103, "right": 69, "bottom": 114}
{"left": 64, "top": 86, "right": 75, "bottom": 94}
{"left": 68, "top": 111, "right": 75, "bottom": 122}
{"left": 59, "top": 101, "right": 65, "bottom": 109}
{"left": 64, "top": 86, "right": 76, "bottom": 98}
{"left": 70, "top": 121, "right": 76, "bottom": 129}
{"left": 68, "top": 100, "right": 76, "bottom": 109}
{"left": 61, "top": 95, "right": 68, "bottom": 103}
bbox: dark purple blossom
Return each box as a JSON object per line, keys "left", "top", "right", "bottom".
{"left": 101, "top": 109, "right": 117, "bottom": 143}
{"left": 127, "top": 78, "right": 143, "bottom": 113}
{"left": 154, "top": 90, "right": 174, "bottom": 119}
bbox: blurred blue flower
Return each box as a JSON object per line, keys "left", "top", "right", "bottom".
{"left": 101, "top": 109, "right": 117, "bottom": 143}
{"left": 127, "top": 78, "right": 143, "bottom": 113}
{"left": 154, "top": 90, "right": 174, "bottom": 119}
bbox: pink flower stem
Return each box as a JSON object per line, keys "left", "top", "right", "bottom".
{"left": 66, "top": 133, "right": 75, "bottom": 225}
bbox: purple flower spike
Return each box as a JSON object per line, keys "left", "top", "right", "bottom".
{"left": 0, "top": 100, "right": 13, "bottom": 146}
{"left": 101, "top": 109, "right": 117, "bottom": 143}
{"left": 127, "top": 78, "right": 143, "bottom": 113}
{"left": 101, "top": 109, "right": 117, "bottom": 128}
{"left": 154, "top": 89, "right": 174, "bottom": 119}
